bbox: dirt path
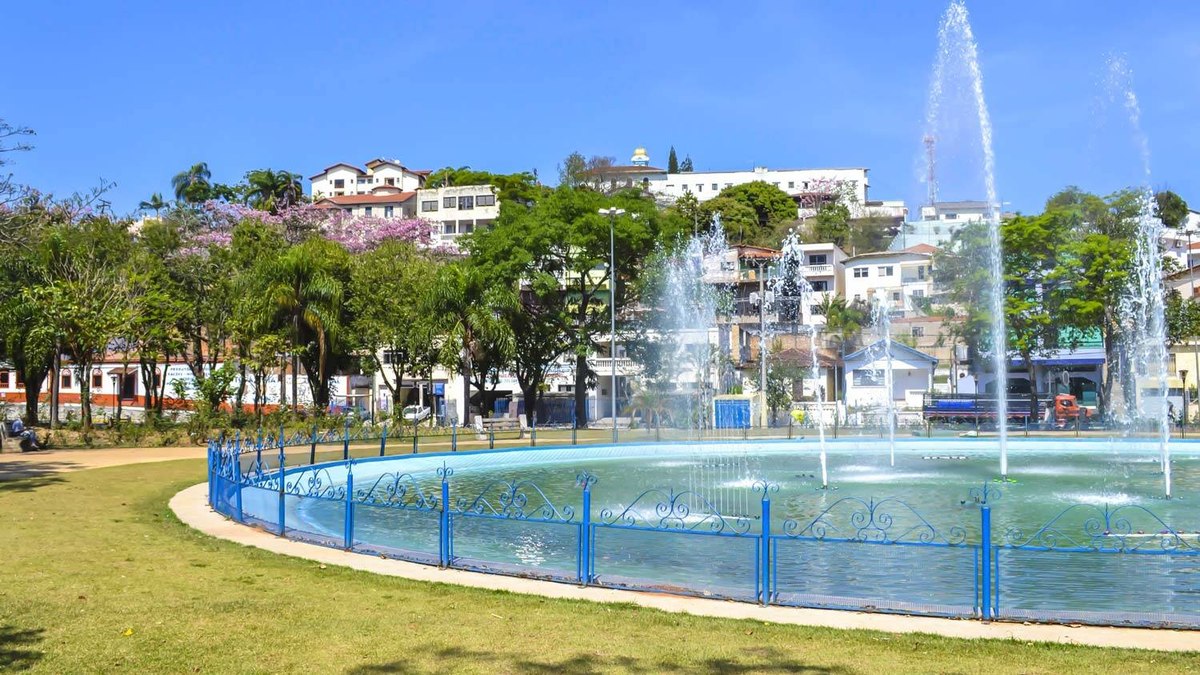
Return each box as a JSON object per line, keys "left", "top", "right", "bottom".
{"left": 0, "top": 445, "right": 208, "bottom": 479}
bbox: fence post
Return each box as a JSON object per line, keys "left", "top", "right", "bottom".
{"left": 343, "top": 418, "right": 351, "bottom": 460}
{"left": 451, "top": 419, "right": 457, "bottom": 452}
{"left": 572, "top": 420, "right": 578, "bottom": 446}
{"left": 531, "top": 412, "right": 537, "bottom": 447}
{"left": 277, "top": 436, "right": 286, "bottom": 536}
{"left": 980, "top": 505, "right": 992, "bottom": 621}
{"left": 379, "top": 423, "right": 388, "bottom": 457}
{"left": 235, "top": 435, "right": 244, "bottom": 522}
{"left": 412, "top": 421, "right": 419, "bottom": 454}
{"left": 489, "top": 426, "right": 495, "bottom": 450}
{"left": 309, "top": 424, "right": 318, "bottom": 465}
{"left": 343, "top": 460, "right": 355, "bottom": 549}
{"left": 439, "top": 475, "right": 451, "bottom": 568}
{"left": 578, "top": 474, "right": 594, "bottom": 586}
{"left": 760, "top": 490, "right": 771, "bottom": 605}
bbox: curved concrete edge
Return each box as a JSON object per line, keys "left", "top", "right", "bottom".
{"left": 170, "top": 483, "right": 1199, "bottom": 653}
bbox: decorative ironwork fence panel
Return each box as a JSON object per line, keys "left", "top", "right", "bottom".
{"left": 591, "top": 526, "right": 760, "bottom": 601}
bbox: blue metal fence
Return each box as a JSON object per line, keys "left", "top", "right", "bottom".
{"left": 205, "top": 438, "right": 1200, "bottom": 628}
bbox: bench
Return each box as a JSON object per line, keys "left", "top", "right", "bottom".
{"left": 472, "top": 415, "right": 529, "bottom": 440}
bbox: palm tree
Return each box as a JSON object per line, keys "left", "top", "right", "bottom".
{"left": 629, "top": 386, "right": 672, "bottom": 439}
{"left": 260, "top": 239, "right": 347, "bottom": 410}
{"left": 246, "top": 169, "right": 304, "bottom": 214}
{"left": 138, "top": 192, "right": 167, "bottom": 218}
{"left": 171, "top": 162, "right": 213, "bottom": 204}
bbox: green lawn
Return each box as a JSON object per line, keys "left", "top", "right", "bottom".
{"left": 0, "top": 460, "right": 1197, "bottom": 674}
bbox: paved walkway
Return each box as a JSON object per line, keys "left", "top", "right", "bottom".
{"left": 171, "top": 482, "right": 1199, "bottom": 653}
{"left": 0, "top": 445, "right": 208, "bottom": 479}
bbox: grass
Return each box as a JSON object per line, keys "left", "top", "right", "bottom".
{"left": 0, "top": 461, "right": 1197, "bottom": 674}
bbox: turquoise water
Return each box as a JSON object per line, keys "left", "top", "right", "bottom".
{"left": 260, "top": 439, "right": 1200, "bottom": 623}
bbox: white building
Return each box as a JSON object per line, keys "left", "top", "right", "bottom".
{"left": 842, "top": 245, "right": 936, "bottom": 318}
{"left": 888, "top": 200, "right": 993, "bottom": 251}
{"left": 309, "top": 158, "right": 430, "bottom": 198}
{"left": 314, "top": 189, "right": 417, "bottom": 219}
{"left": 842, "top": 340, "right": 938, "bottom": 411}
{"left": 416, "top": 184, "right": 500, "bottom": 247}
{"left": 589, "top": 147, "right": 875, "bottom": 219}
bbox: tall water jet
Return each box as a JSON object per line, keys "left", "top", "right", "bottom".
{"left": 871, "top": 299, "right": 897, "bottom": 467}
{"left": 771, "top": 230, "right": 828, "bottom": 488}
{"left": 1106, "top": 55, "right": 1171, "bottom": 498}
{"left": 925, "top": 0, "right": 1007, "bottom": 476}
{"left": 656, "top": 226, "right": 733, "bottom": 434}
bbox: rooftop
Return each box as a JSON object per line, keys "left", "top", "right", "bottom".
{"left": 315, "top": 192, "right": 416, "bottom": 206}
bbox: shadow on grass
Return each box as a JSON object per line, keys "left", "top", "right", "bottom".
{"left": 348, "top": 645, "right": 847, "bottom": 674}
{"left": 0, "top": 625, "right": 44, "bottom": 671}
{"left": 0, "top": 458, "right": 74, "bottom": 491}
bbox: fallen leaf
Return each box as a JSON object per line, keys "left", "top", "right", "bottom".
{"left": 122, "top": 628, "right": 134, "bottom": 637}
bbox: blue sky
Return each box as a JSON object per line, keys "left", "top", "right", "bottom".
{"left": 4, "top": 1, "right": 1199, "bottom": 216}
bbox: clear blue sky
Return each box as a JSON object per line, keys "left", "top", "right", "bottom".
{"left": 4, "top": 1, "right": 1198, "bottom": 216}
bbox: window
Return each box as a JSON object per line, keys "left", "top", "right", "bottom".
{"left": 811, "top": 304, "right": 825, "bottom": 316}
{"left": 788, "top": 181, "right": 795, "bottom": 189}
{"left": 364, "top": 207, "right": 373, "bottom": 216}
{"left": 711, "top": 183, "right": 718, "bottom": 191}
{"left": 385, "top": 177, "right": 395, "bottom": 186}
{"left": 853, "top": 369, "right": 885, "bottom": 387}
{"left": 443, "top": 222, "right": 457, "bottom": 235}
{"left": 476, "top": 194, "right": 496, "bottom": 206}
{"left": 459, "top": 220, "right": 475, "bottom": 234}
{"left": 61, "top": 371, "right": 72, "bottom": 389}
{"left": 356, "top": 178, "right": 367, "bottom": 185}
{"left": 0, "top": 371, "right": 8, "bottom": 387}
{"left": 334, "top": 191, "right": 344, "bottom": 197}
{"left": 918, "top": 266, "right": 927, "bottom": 280}
{"left": 384, "top": 206, "right": 394, "bottom": 218}
{"left": 810, "top": 280, "right": 829, "bottom": 292}
{"left": 344, "top": 209, "right": 353, "bottom": 216}
{"left": 458, "top": 195, "right": 474, "bottom": 210}
{"left": 911, "top": 326, "right": 925, "bottom": 338}
{"left": 666, "top": 184, "right": 673, "bottom": 189}
{"left": 92, "top": 371, "right": 103, "bottom": 388}
{"left": 853, "top": 267, "right": 868, "bottom": 278}
{"left": 724, "top": 183, "right": 732, "bottom": 188}
{"left": 878, "top": 266, "right": 894, "bottom": 276}
{"left": 696, "top": 184, "right": 703, "bottom": 192}
{"left": 892, "top": 291, "right": 901, "bottom": 302}
{"left": 808, "top": 254, "right": 827, "bottom": 265}
{"left": 945, "top": 213, "right": 957, "bottom": 220}
{"left": 912, "top": 289, "right": 925, "bottom": 298}
{"left": 772, "top": 182, "right": 779, "bottom": 187}
{"left": 443, "top": 196, "right": 456, "bottom": 209}
{"left": 333, "top": 179, "right": 345, "bottom": 189}
{"left": 422, "top": 200, "right": 438, "bottom": 212}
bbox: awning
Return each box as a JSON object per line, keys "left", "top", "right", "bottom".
{"left": 1009, "top": 358, "right": 1104, "bottom": 367}
{"left": 105, "top": 367, "right": 138, "bottom": 376}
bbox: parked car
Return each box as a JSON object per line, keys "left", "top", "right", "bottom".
{"left": 401, "top": 405, "right": 431, "bottom": 422}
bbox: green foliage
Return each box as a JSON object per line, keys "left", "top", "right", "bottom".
{"left": 766, "top": 347, "right": 808, "bottom": 421}
{"left": 245, "top": 169, "right": 304, "bottom": 213}
{"left": 809, "top": 202, "right": 851, "bottom": 248}
{"left": 172, "top": 162, "right": 213, "bottom": 203}
{"left": 667, "top": 146, "right": 679, "bottom": 174}
{"left": 1155, "top": 190, "right": 1189, "bottom": 229}
{"left": 718, "top": 181, "right": 795, "bottom": 227}
{"left": 679, "top": 155, "right": 693, "bottom": 172}
{"left": 425, "top": 166, "right": 541, "bottom": 205}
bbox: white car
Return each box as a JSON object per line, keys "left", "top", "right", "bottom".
{"left": 401, "top": 405, "right": 431, "bottom": 422}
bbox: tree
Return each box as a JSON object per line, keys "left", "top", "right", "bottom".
{"left": 424, "top": 166, "right": 541, "bottom": 205}
{"left": 431, "top": 262, "right": 514, "bottom": 422}
{"left": 679, "top": 155, "right": 694, "bottom": 172}
{"left": 556, "top": 152, "right": 616, "bottom": 190}
{"left": 809, "top": 201, "right": 851, "bottom": 248}
{"left": 716, "top": 181, "right": 795, "bottom": 230}
{"left": 138, "top": 192, "right": 168, "bottom": 218}
{"left": 260, "top": 238, "right": 353, "bottom": 409}
{"left": 469, "top": 186, "right": 662, "bottom": 424}
{"left": 703, "top": 197, "right": 760, "bottom": 244}
{"left": 29, "top": 216, "right": 132, "bottom": 434}
{"left": 349, "top": 241, "right": 446, "bottom": 412}
{"left": 667, "top": 147, "right": 679, "bottom": 174}
{"left": 172, "top": 162, "right": 214, "bottom": 204}
{"left": 245, "top": 169, "right": 303, "bottom": 214}
{"left": 846, "top": 215, "right": 899, "bottom": 255}
{"left": 0, "top": 117, "right": 34, "bottom": 207}
{"left": 1155, "top": 190, "right": 1189, "bottom": 229}
{"left": 765, "top": 346, "right": 808, "bottom": 425}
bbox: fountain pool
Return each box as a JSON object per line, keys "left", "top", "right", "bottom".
{"left": 213, "top": 438, "right": 1200, "bottom": 627}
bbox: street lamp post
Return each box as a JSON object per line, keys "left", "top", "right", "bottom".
{"left": 599, "top": 207, "right": 625, "bottom": 443}
{"left": 1181, "top": 369, "right": 1189, "bottom": 439}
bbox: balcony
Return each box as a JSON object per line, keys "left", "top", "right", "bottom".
{"left": 801, "top": 264, "right": 834, "bottom": 276}
{"left": 588, "top": 357, "right": 640, "bottom": 376}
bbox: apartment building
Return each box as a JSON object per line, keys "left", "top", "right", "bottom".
{"left": 416, "top": 184, "right": 500, "bottom": 246}
{"left": 842, "top": 245, "right": 936, "bottom": 318}
{"left": 309, "top": 158, "right": 429, "bottom": 198}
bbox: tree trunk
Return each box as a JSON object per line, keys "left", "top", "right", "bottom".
{"left": 1026, "top": 358, "right": 1038, "bottom": 428}
{"left": 460, "top": 348, "right": 472, "bottom": 425}
{"left": 21, "top": 368, "right": 46, "bottom": 426}
{"left": 78, "top": 365, "right": 93, "bottom": 433}
{"left": 573, "top": 352, "right": 588, "bottom": 427}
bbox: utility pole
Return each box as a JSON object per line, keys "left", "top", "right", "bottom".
{"left": 759, "top": 263, "right": 768, "bottom": 428}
